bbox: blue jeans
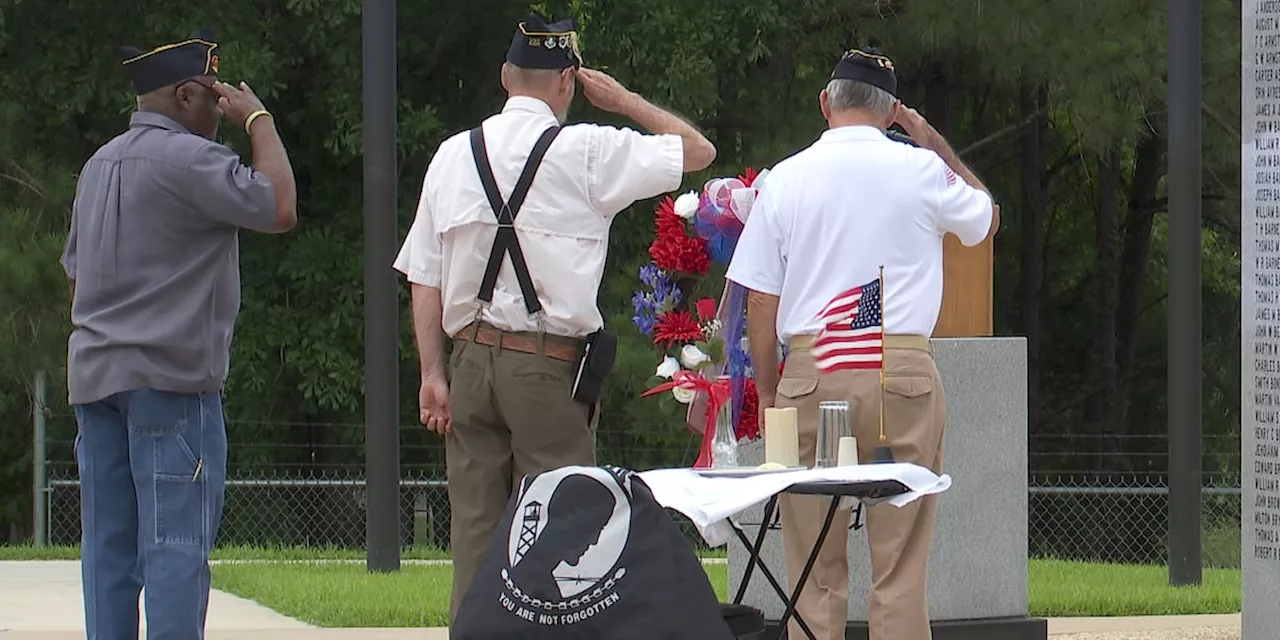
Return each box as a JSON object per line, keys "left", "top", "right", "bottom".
{"left": 74, "top": 389, "right": 228, "bottom": 640}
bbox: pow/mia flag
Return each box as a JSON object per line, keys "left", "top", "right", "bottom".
{"left": 452, "top": 466, "right": 736, "bottom": 640}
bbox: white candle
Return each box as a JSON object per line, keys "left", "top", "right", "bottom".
{"left": 837, "top": 436, "right": 859, "bottom": 466}
{"left": 765, "top": 407, "right": 800, "bottom": 467}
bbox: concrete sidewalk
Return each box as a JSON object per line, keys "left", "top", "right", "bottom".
{"left": 1048, "top": 614, "right": 1240, "bottom": 633}
{"left": 1, "top": 633, "right": 445, "bottom": 640}
{"left": 0, "top": 619, "right": 1243, "bottom": 640}
{"left": 0, "top": 561, "right": 310, "bottom": 633}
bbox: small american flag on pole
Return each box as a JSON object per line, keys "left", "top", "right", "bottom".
{"left": 812, "top": 276, "right": 883, "bottom": 373}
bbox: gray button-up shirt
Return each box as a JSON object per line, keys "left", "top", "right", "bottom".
{"left": 60, "top": 111, "right": 278, "bottom": 405}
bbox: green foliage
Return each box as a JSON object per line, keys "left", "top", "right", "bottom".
{"left": 0, "top": 0, "right": 1244, "bottom": 546}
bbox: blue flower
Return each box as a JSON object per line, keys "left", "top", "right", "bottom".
{"left": 633, "top": 313, "right": 656, "bottom": 336}
{"left": 632, "top": 290, "right": 649, "bottom": 314}
{"left": 632, "top": 287, "right": 664, "bottom": 336}
{"left": 652, "top": 274, "right": 682, "bottom": 312}
{"left": 639, "top": 263, "right": 661, "bottom": 288}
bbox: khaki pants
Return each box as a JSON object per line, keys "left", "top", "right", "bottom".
{"left": 444, "top": 331, "right": 598, "bottom": 625}
{"left": 776, "top": 337, "right": 946, "bottom": 640}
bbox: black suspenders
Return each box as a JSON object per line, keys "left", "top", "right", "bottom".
{"left": 469, "top": 125, "right": 562, "bottom": 316}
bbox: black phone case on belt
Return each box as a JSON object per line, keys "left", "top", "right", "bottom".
{"left": 571, "top": 329, "right": 617, "bottom": 405}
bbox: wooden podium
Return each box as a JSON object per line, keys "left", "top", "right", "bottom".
{"left": 934, "top": 230, "right": 994, "bottom": 337}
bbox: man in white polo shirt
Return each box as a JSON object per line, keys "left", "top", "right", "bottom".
{"left": 726, "top": 47, "right": 998, "bottom": 640}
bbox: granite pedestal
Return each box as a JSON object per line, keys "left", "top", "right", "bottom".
{"left": 727, "top": 337, "right": 1045, "bottom": 639}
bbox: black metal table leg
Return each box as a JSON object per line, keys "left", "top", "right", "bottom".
{"left": 732, "top": 525, "right": 793, "bottom": 607}
{"left": 730, "top": 496, "right": 818, "bottom": 640}
{"left": 733, "top": 496, "right": 777, "bottom": 604}
{"left": 773, "top": 496, "right": 841, "bottom": 640}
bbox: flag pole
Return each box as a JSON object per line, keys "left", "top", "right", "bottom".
{"left": 873, "top": 264, "right": 895, "bottom": 463}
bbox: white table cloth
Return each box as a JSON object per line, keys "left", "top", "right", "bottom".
{"left": 636, "top": 463, "right": 952, "bottom": 546}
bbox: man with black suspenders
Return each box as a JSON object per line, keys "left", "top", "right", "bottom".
{"left": 393, "top": 14, "right": 716, "bottom": 624}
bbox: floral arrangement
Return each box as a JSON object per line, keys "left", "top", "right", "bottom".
{"left": 632, "top": 167, "right": 770, "bottom": 467}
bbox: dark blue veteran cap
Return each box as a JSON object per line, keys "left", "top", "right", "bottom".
{"left": 507, "top": 15, "right": 582, "bottom": 70}
{"left": 831, "top": 46, "right": 897, "bottom": 97}
{"left": 120, "top": 27, "right": 219, "bottom": 95}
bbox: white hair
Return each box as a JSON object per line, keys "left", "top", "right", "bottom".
{"left": 825, "top": 79, "right": 896, "bottom": 119}
{"left": 504, "top": 63, "right": 565, "bottom": 89}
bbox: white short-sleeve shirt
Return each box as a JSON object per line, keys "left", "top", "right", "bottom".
{"left": 725, "top": 125, "right": 993, "bottom": 340}
{"left": 394, "top": 97, "right": 684, "bottom": 338}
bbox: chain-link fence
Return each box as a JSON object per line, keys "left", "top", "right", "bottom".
{"left": 36, "top": 413, "right": 1243, "bottom": 567}
{"left": 38, "top": 413, "right": 716, "bottom": 551}
{"left": 1028, "top": 433, "right": 1241, "bottom": 568}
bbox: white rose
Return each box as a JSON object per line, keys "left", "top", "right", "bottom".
{"left": 672, "top": 386, "right": 697, "bottom": 404}
{"left": 673, "top": 191, "right": 699, "bottom": 219}
{"left": 655, "top": 356, "right": 681, "bottom": 379}
{"left": 680, "top": 344, "right": 711, "bottom": 369}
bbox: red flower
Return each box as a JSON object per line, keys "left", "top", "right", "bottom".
{"left": 654, "top": 196, "right": 687, "bottom": 239}
{"left": 738, "top": 167, "right": 760, "bottom": 187}
{"left": 681, "top": 239, "right": 712, "bottom": 274}
{"left": 695, "top": 298, "right": 717, "bottom": 321}
{"left": 649, "top": 195, "right": 710, "bottom": 275}
{"left": 736, "top": 379, "right": 760, "bottom": 441}
{"left": 652, "top": 309, "right": 705, "bottom": 346}
{"left": 649, "top": 239, "right": 678, "bottom": 271}
{"left": 650, "top": 233, "right": 710, "bottom": 275}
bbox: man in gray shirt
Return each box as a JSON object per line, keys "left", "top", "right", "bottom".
{"left": 60, "top": 28, "right": 297, "bottom": 640}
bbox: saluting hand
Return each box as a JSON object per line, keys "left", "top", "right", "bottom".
{"left": 576, "top": 68, "right": 636, "bottom": 114}
{"left": 420, "top": 376, "right": 451, "bottom": 435}
{"left": 891, "top": 104, "right": 939, "bottom": 149}
{"left": 213, "top": 81, "right": 269, "bottom": 131}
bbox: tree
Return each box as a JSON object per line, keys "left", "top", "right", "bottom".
{"left": 0, "top": 0, "right": 1244, "bottom": 558}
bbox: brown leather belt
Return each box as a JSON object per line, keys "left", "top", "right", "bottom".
{"left": 789, "top": 333, "right": 932, "bottom": 353}
{"left": 455, "top": 322, "right": 585, "bottom": 363}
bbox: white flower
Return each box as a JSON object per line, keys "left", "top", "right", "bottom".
{"left": 672, "top": 386, "right": 697, "bottom": 404}
{"left": 702, "top": 319, "right": 723, "bottom": 339}
{"left": 680, "top": 344, "right": 711, "bottom": 369}
{"left": 673, "top": 191, "right": 699, "bottom": 219}
{"left": 655, "top": 356, "right": 681, "bottom": 379}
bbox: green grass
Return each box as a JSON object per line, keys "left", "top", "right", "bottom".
{"left": 205, "top": 558, "right": 1240, "bottom": 627}
{"left": 210, "top": 560, "right": 730, "bottom": 628}
{"left": 5, "top": 545, "right": 1239, "bottom": 625}
{"left": 0, "top": 544, "right": 80, "bottom": 560}
{"left": 1029, "top": 558, "right": 1240, "bottom": 617}
{"left": 212, "top": 562, "right": 453, "bottom": 627}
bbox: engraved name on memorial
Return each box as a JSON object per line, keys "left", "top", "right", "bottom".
{"left": 1244, "top": 3, "right": 1280, "bottom": 636}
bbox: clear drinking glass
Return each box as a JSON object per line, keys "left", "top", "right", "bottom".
{"left": 816, "top": 401, "right": 852, "bottom": 468}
